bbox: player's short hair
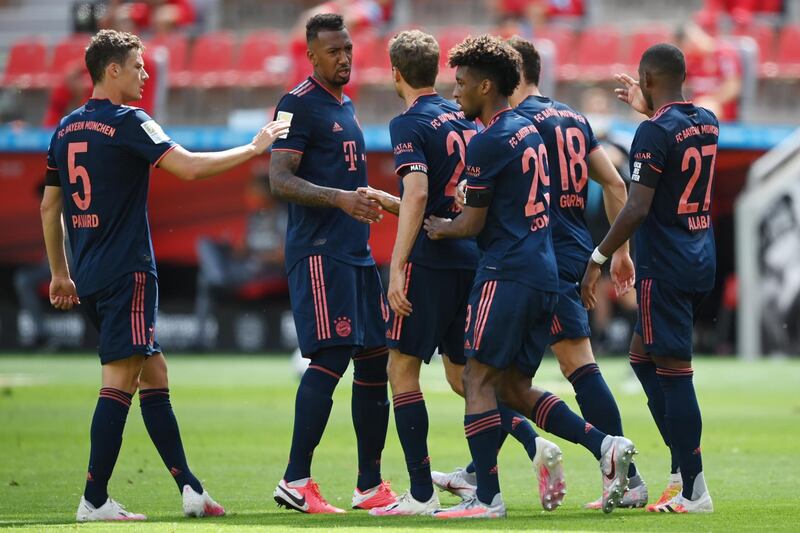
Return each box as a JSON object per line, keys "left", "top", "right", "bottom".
{"left": 641, "top": 43, "right": 686, "bottom": 82}
{"left": 507, "top": 36, "right": 541, "bottom": 86}
{"left": 448, "top": 35, "right": 521, "bottom": 97}
{"left": 388, "top": 30, "right": 439, "bottom": 88}
{"left": 85, "top": 29, "right": 143, "bottom": 84}
{"left": 306, "top": 13, "right": 346, "bottom": 43}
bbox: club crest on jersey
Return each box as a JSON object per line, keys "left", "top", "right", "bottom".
{"left": 334, "top": 316, "right": 352, "bottom": 337}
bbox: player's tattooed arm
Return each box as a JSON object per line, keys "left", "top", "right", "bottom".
{"left": 270, "top": 151, "right": 383, "bottom": 223}
{"left": 581, "top": 182, "right": 655, "bottom": 308}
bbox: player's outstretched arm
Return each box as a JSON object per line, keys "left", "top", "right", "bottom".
{"left": 40, "top": 186, "right": 79, "bottom": 310}
{"left": 158, "top": 120, "right": 290, "bottom": 181}
{"left": 358, "top": 186, "right": 400, "bottom": 216}
{"left": 614, "top": 74, "right": 654, "bottom": 117}
{"left": 581, "top": 182, "right": 655, "bottom": 309}
{"left": 588, "top": 147, "right": 635, "bottom": 295}
{"left": 269, "top": 150, "right": 383, "bottom": 224}
{"left": 423, "top": 205, "right": 487, "bottom": 240}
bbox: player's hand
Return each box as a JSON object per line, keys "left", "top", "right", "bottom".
{"left": 49, "top": 276, "right": 80, "bottom": 311}
{"left": 454, "top": 180, "right": 467, "bottom": 210}
{"left": 423, "top": 215, "right": 452, "bottom": 240}
{"left": 580, "top": 260, "right": 602, "bottom": 310}
{"left": 357, "top": 186, "right": 399, "bottom": 213}
{"left": 251, "top": 120, "right": 291, "bottom": 152}
{"left": 335, "top": 190, "right": 383, "bottom": 224}
{"left": 610, "top": 250, "right": 635, "bottom": 297}
{"left": 387, "top": 263, "right": 412, "bottom": 317}
{"left": 614, "top": 74, "right": 652, "bottom": 117}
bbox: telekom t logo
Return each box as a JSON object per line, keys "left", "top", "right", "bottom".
{"left": 343, "top": 140, "right": 357, "bottom": 171}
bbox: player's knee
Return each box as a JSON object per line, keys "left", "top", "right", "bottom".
{"left": 446, "top": 369, "right": 464, "bottom": 397}
{"left": 309, "top": 345, "right": 353, "bottom": 377}
{"left": 386, "top": 351, "right": 421, "bottom": 393}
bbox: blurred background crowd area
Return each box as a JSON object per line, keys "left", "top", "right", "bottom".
{"left": 0, "top": 0, "right": 798, "bottom": 357}
{"left": 0, "top": 0, "right": 799, "bottom": 126}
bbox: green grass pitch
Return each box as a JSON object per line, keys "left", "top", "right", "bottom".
{"left": 1, "top": 354, "right": 799, "bottom": 532}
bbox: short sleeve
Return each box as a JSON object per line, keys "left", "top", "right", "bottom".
{"left": 585, "top": 119, "right": 600, "bottom": 153}
{"left": 630, "top": 120, "right": 669, "bottom": 188}
{"left": 389, "top": 116, "right": 428, "bottom": 175}
{"left": 122, "top": 109, "right": 177, "bottom": 166}
{"left": 271, "top": 94, "right": 312, "bottom": 154}
{"left": 464, "top": 135, "right": 499, "bottom": 207}
{"left": 46, "top": 130, "right": 59, "bottom": 171}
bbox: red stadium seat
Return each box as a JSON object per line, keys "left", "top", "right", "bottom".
{"left": 625, "top": 25, "right": 673, "bottom": 72}
{"left": 352, "top": 31, "right": 391, "bottom": 85}
{"left": 535, "top": 26, "right": 577, "bottom": 80}
{"left": 49, "top": 35, "right": 91, "bottom": 85}
{"left": 146, "top": 33, "right": 189, "bottom": 87}
{"left": 573, "top": 26, "right": 622, "bottom": 80}
{"left": 436, "top": 26, "right": 475, "bottom": 82}
{"left": 235, "top": 31, "right": 288, "bottom": 87}
{"left": 2, "top": 38, "right": 48, "bottom": 88}
{"left": 774, "top": 24, "right": 800, "bottom": 78}
{"left": 179, "top": 32, "right": 236, "bottom": 88}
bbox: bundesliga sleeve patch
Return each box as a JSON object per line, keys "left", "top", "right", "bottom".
{"left": 276, "top": 111, "right": 293, "bottom": 139}
{"left": 140, "top": 120, "right": 171, "bottom": 144}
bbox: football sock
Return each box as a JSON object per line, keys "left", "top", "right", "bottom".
{"left": 568, "top": 363, "right": 637, "bottom": 477}
{"left": 532, "top": 392, "right": 605, "bottom": 459}
{"left": 393, "top": 390, "right": 432, "bottom": 502}
{"left": 656, "top": 366, "right": 703, "bottom": 499}
{"left": 464, "top": 409, "right": 502, "bottom": 506}
{"left": 139, "top": 388, "right": 203, "bottom": 494}
{"left": 630, "top": 352, "right": 679, "bottom": 473}
{"left": 465, "top": 424, "right": 509, "bottom": 479}
{"left": 284, "top": 346, "right": 351, "bottom": 483}
{"left": 84, "top": 387, "right": 131, "bottom": 508}
{"left": 352, "top": 347, "right": 390, "bottom": 492}
{"left": 499, "top": 404, "right": 538, "bottom": 460}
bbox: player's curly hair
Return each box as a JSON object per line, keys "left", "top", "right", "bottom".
{"left": 389, "top": 30, "right": 439, "bottom": 88}
{"left": 448, "top": 35, "right": 521, "bottom": 97}
{"left": 85, "top": 29, "right": 143, "bottom": 84}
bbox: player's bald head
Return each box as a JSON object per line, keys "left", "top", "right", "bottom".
{"left": 639, "top": 43, "right": 686, "bottom": 86}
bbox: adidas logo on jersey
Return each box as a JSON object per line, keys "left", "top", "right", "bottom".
{"left": 332, "top": 122, "right": 343, "bottom": 132}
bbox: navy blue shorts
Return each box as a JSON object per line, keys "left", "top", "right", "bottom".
{"left": 465, "top": 278, "right": 558, "bottom": 377}
{"left": 82, "top": 271, "right": 161, "bottom": 364}
{"left": 549, "top": 276, "right": 591, "bottom": 344}
{"left": 288, "top": 254, "right": 386, "bottom": 356}
{"left": 385, "top": 263, "right": 474, "bottom": 364}
{"left": 634, "top": 278, "right": 708, "bottom": 360}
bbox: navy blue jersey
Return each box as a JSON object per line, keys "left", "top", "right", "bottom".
{"left": 463, "top": 109, "right": 559, "bottom": 292}
{"left": 516, "top": 95, "right": 599, "bottom": 266}
{"left": 46, "top": 98, "right": 176, "bottom": 297}
{"left": 389, "top": 93, "right": 479, "bottom": 270}
{"left": 272, "top": 77, "right": 373, "bottom": 270}
{"left": 630, "top": 102, "right": 718, "bottom": 291}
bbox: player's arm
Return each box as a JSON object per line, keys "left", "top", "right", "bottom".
{"left": 384, "top": 170, "right": 428, "bottom": 316}
{"left": 424, "top": 184, "right": 490, "bottom": 240}
{"left": 269, "top": 150, "right": 383, "bottom": 224}
{"left": 588, "top": 146, "right": 635, "bottom": 294}
{"left": 157, "top": 121, "right": 289, "bottom": 181}
{"left": 581, "top": 181, "right": 656, "bottom": 309}
{"left": 357, "top": 186, "right": 400, "bottom": 215}
{"left": 40, "top": 182, "right": 79, "bottom": 310}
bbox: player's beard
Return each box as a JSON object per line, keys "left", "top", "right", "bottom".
{"left": 334, "top": 68, "right": 351, "bottom": 86}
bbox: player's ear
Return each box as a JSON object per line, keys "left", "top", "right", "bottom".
{"left": 306, "top": 46, "right": 317, "bottom": 69}
{"left": 479, "top": 78, "right": 491, "bottom": 96}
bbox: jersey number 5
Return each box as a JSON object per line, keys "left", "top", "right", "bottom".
{"left": 678, "top": 144, "right": 717, "bottom": 215}
{"left": 445, "top": 130, "right": 477, "bottom": 198}
{"left": 522, "top": 144, "right": 551, "bottom": 216}
{"left": 68, "top": 142, "right": 91, "bottom": 211}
